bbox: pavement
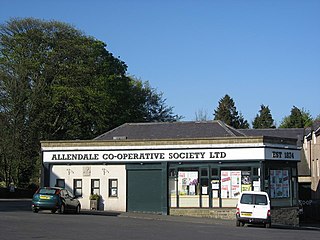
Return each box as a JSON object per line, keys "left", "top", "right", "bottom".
{"left": 81, "top": 209, "right": 236, "bottom": 226}
{"left": 80, "top": 209, "right": 320, "bottom": 231}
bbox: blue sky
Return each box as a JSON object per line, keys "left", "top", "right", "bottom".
{"left": 1, "top": 0, "right": 319, "bottom": 126}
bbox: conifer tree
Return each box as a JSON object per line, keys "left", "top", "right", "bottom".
{"left": 213, "top": 94, "right": 249, "bottom": 129}
{"left": 252, "top": 105, "right": 275, "bottom": 129}
{"left": 279, "top": 106, "right": 313, "bottom": 128}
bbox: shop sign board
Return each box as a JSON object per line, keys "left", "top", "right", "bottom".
{"left": 42, "top": 147, "right": 299, "bottom": 163}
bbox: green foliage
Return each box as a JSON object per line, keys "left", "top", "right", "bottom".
{"left": 279, "top": 106, "right": 313, "bottom": 128}
{"left": 213, "top": 94, "right": 249, "bottom": 129}
{"left": 252, "top": 105, "right": 275, "bottom": 129}
{"left": 90, "top": 194, "right": 101, "bottom": 201}
{"left": 0, "top": 18, "right": 180, "bottom": 186}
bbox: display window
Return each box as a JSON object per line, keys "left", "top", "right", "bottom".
{"left": 178, "top": 171, "right": 199, "bottom": 195}
{"left": 169, "top": 166, "right": 262, "bottom": 208}
{"left": 270, "top": 170, "right": 290, "bottom": 198}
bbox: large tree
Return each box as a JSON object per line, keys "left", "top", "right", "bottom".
{"left": 0, "top": 18, "right": 180, "bottom": 187}
{"left": 252, "top": 105, "right": 275, "bottom": 129}
{"left": 213, "top": 94, "right": 249, "bottom": 129}
{"left": 279, "top": 106, "right": 313, "bottom": 128}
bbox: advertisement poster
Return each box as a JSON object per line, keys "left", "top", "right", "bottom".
{"left": 270, "top": 170, "right": 289, "bottom": 198}
{"left": 241, "top": 171, "right": 252, "bottom": 192}
{"left": 221, "top": 171, "right": 241, "bottom": 198}
{"left": 178, "top": 171, "right": 198, "bottom": 195}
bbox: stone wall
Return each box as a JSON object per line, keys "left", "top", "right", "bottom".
{"left": 170, "top": 208, "right": 236, "bottom": 220}
{"left": 271, "top": 207, "right": 300, "bottom": 227}
{"left": 170, "top": 207, "right": 300, "bottom": 227}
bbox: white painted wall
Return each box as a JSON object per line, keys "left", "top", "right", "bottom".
{"left": 50, "top": 164, "right": 126, "bottom": 212}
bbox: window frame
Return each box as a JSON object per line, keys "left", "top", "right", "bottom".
{"left": 91, "top": 179, "right": 100, "bottom": 195}
{"left": 56, "top": 179, "right": 65, "bottom": 188}
{"left": 73, "top": 179, "right": 83, "bottom": 197}
{"left": 109, "top": 179, "right": 118, "bottom": 197}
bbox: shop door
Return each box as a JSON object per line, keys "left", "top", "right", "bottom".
{"left": 127, "top": 169, "right": 163, "bottom": 213}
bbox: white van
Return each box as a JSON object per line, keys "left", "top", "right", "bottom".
{"left": 236, "top": 191, "right": 271, "bottom": 228}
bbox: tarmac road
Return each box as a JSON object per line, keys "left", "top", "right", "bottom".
{"left": 0, "top": 199, "right": 319, "bottom": 240}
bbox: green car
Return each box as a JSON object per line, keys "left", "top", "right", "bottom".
{"left": 32, "top": 187, "right": 81, "bottom": 214}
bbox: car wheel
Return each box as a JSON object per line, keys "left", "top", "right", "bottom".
{"left": 32, "top": 208, "right": 38, "bottom": 213}
{"left": 59, "top": 204, "right": 65, "bottom": 214}
{"left": 75, "top": 204, "right": 80, "bottom": 214}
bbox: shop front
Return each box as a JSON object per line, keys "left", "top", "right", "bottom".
{"left": 168, "top": 150, "right": 299, "bottom": 210}
{"left": 41, "top": 135, "right": 300, "bottom": 223}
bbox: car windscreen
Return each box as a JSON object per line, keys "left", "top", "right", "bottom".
{"left": 38, "top": 188, "right": 57, "bottom": 195}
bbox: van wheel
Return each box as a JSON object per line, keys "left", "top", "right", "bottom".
{"left": 236, "top": 220, "right": 241, "bottom": 227}
{"left": 265, "top": 223, "right": 271, "bottom": 228}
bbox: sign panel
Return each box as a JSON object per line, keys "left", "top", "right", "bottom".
{"left": 42, "top": 147, "right": 299, "bottom": 163}
{"left": 265, "top": 148, "right": 300, "bottom": 161}
{"left": 43, "top": 147, "right": 264, "bottom": 163}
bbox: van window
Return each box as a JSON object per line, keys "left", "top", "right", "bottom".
{"left": 255, "top": 195, "right": 267, "bottom": 205}
{"left": 240, "top": 194, "right": 267, "bottom": 205}
{"left": 240, "top": 194, "right": 253, "bottom": 204}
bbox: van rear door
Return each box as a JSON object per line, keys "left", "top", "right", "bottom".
{"left": 251, "top": 194, "right": 269, "bottom": 219}
{"left": 239, "top": 193, "right": 269, "bottom": 219}
{"left": 239, "top": 193, "right": 255, "bottom": 217}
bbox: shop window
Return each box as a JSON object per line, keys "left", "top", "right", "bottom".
{"left": 270, "top": 170, "right": 289, "bottom": 198}
{"left": 178, "top": 171, "right": 198, "bottom": 195}
{"left": 200, "top": 169, "right": 208, "bottom": 177}
{"left": 241, "top": 171, "right": 252, "bottom": 192}
{"left": 56, "top": 179, "right": 65, "bottom": 188}
{"left": 178, "top": 171, "right": 199, "bottom": 207}
{"left": 221, "top": 170, "right": 241, "bottom": 207}
{"left": 91, "top": 179, "right": 100, "bottom": 195}
{"left": 221, "top": 170, "right": 241, "bottom": 198}
{"left": 73, "top": 179, "right": 82, "bottom": 197}
{"left": 169, "top": 169, "right": 176, "bottom": 178}
{"left": 200, "top": 178, "right": 209, "bottom": 195}
{"left": 211, "top": 168, "right": 218, "bottom": 177}
{"left": 109, "top": 179, "right": 118, "bottom": 197}
{"left": 253, "top": 167, "right": 260, "bottom": 176}
{"left": 292, "top": 168, "right": 297, "bottom": 177}
{"left": 211, "top": 178, "right": 220, "bottom": 207}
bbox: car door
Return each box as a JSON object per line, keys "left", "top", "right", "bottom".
{"left": 60, "top": 189, "right": 73, "bottom": 210}
{"left": 66, "top": 190, "right": 78, "bottom": 209}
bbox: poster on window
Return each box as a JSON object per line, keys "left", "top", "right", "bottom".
{"left": 221, "top": 171, "right": 241, "bottom": 198}
{"left": 241, "top": 171, "right": 252, "bottom": 192}
{"left": 270, "top": 170, "right": 289, "bottom": 198}
{"left": 178, "top": 171, "right": 198, "bottom": 195}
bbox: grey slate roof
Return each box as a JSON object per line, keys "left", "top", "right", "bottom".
{"left": 239, "top": 128, "right": 305, "bottom": 147}
{"left": 94, "top": 121, "right": 246, "bottom": 140}
{"left": 305, "top": 120, "right": 320, "bottom": 137}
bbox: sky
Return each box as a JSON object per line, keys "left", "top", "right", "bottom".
{"left": 1, "top": 0, "right": 319, "bottom": 126}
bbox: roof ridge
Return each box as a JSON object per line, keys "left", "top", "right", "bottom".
{"left": 94, "top": 123, "right": 129, "bottom": 140}
{"left": 216, "top": 120, "right": 245, "bottom": 136}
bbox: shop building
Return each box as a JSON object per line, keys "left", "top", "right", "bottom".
{"left": 41, "top": 121, "right": 301, "bottom": 225}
